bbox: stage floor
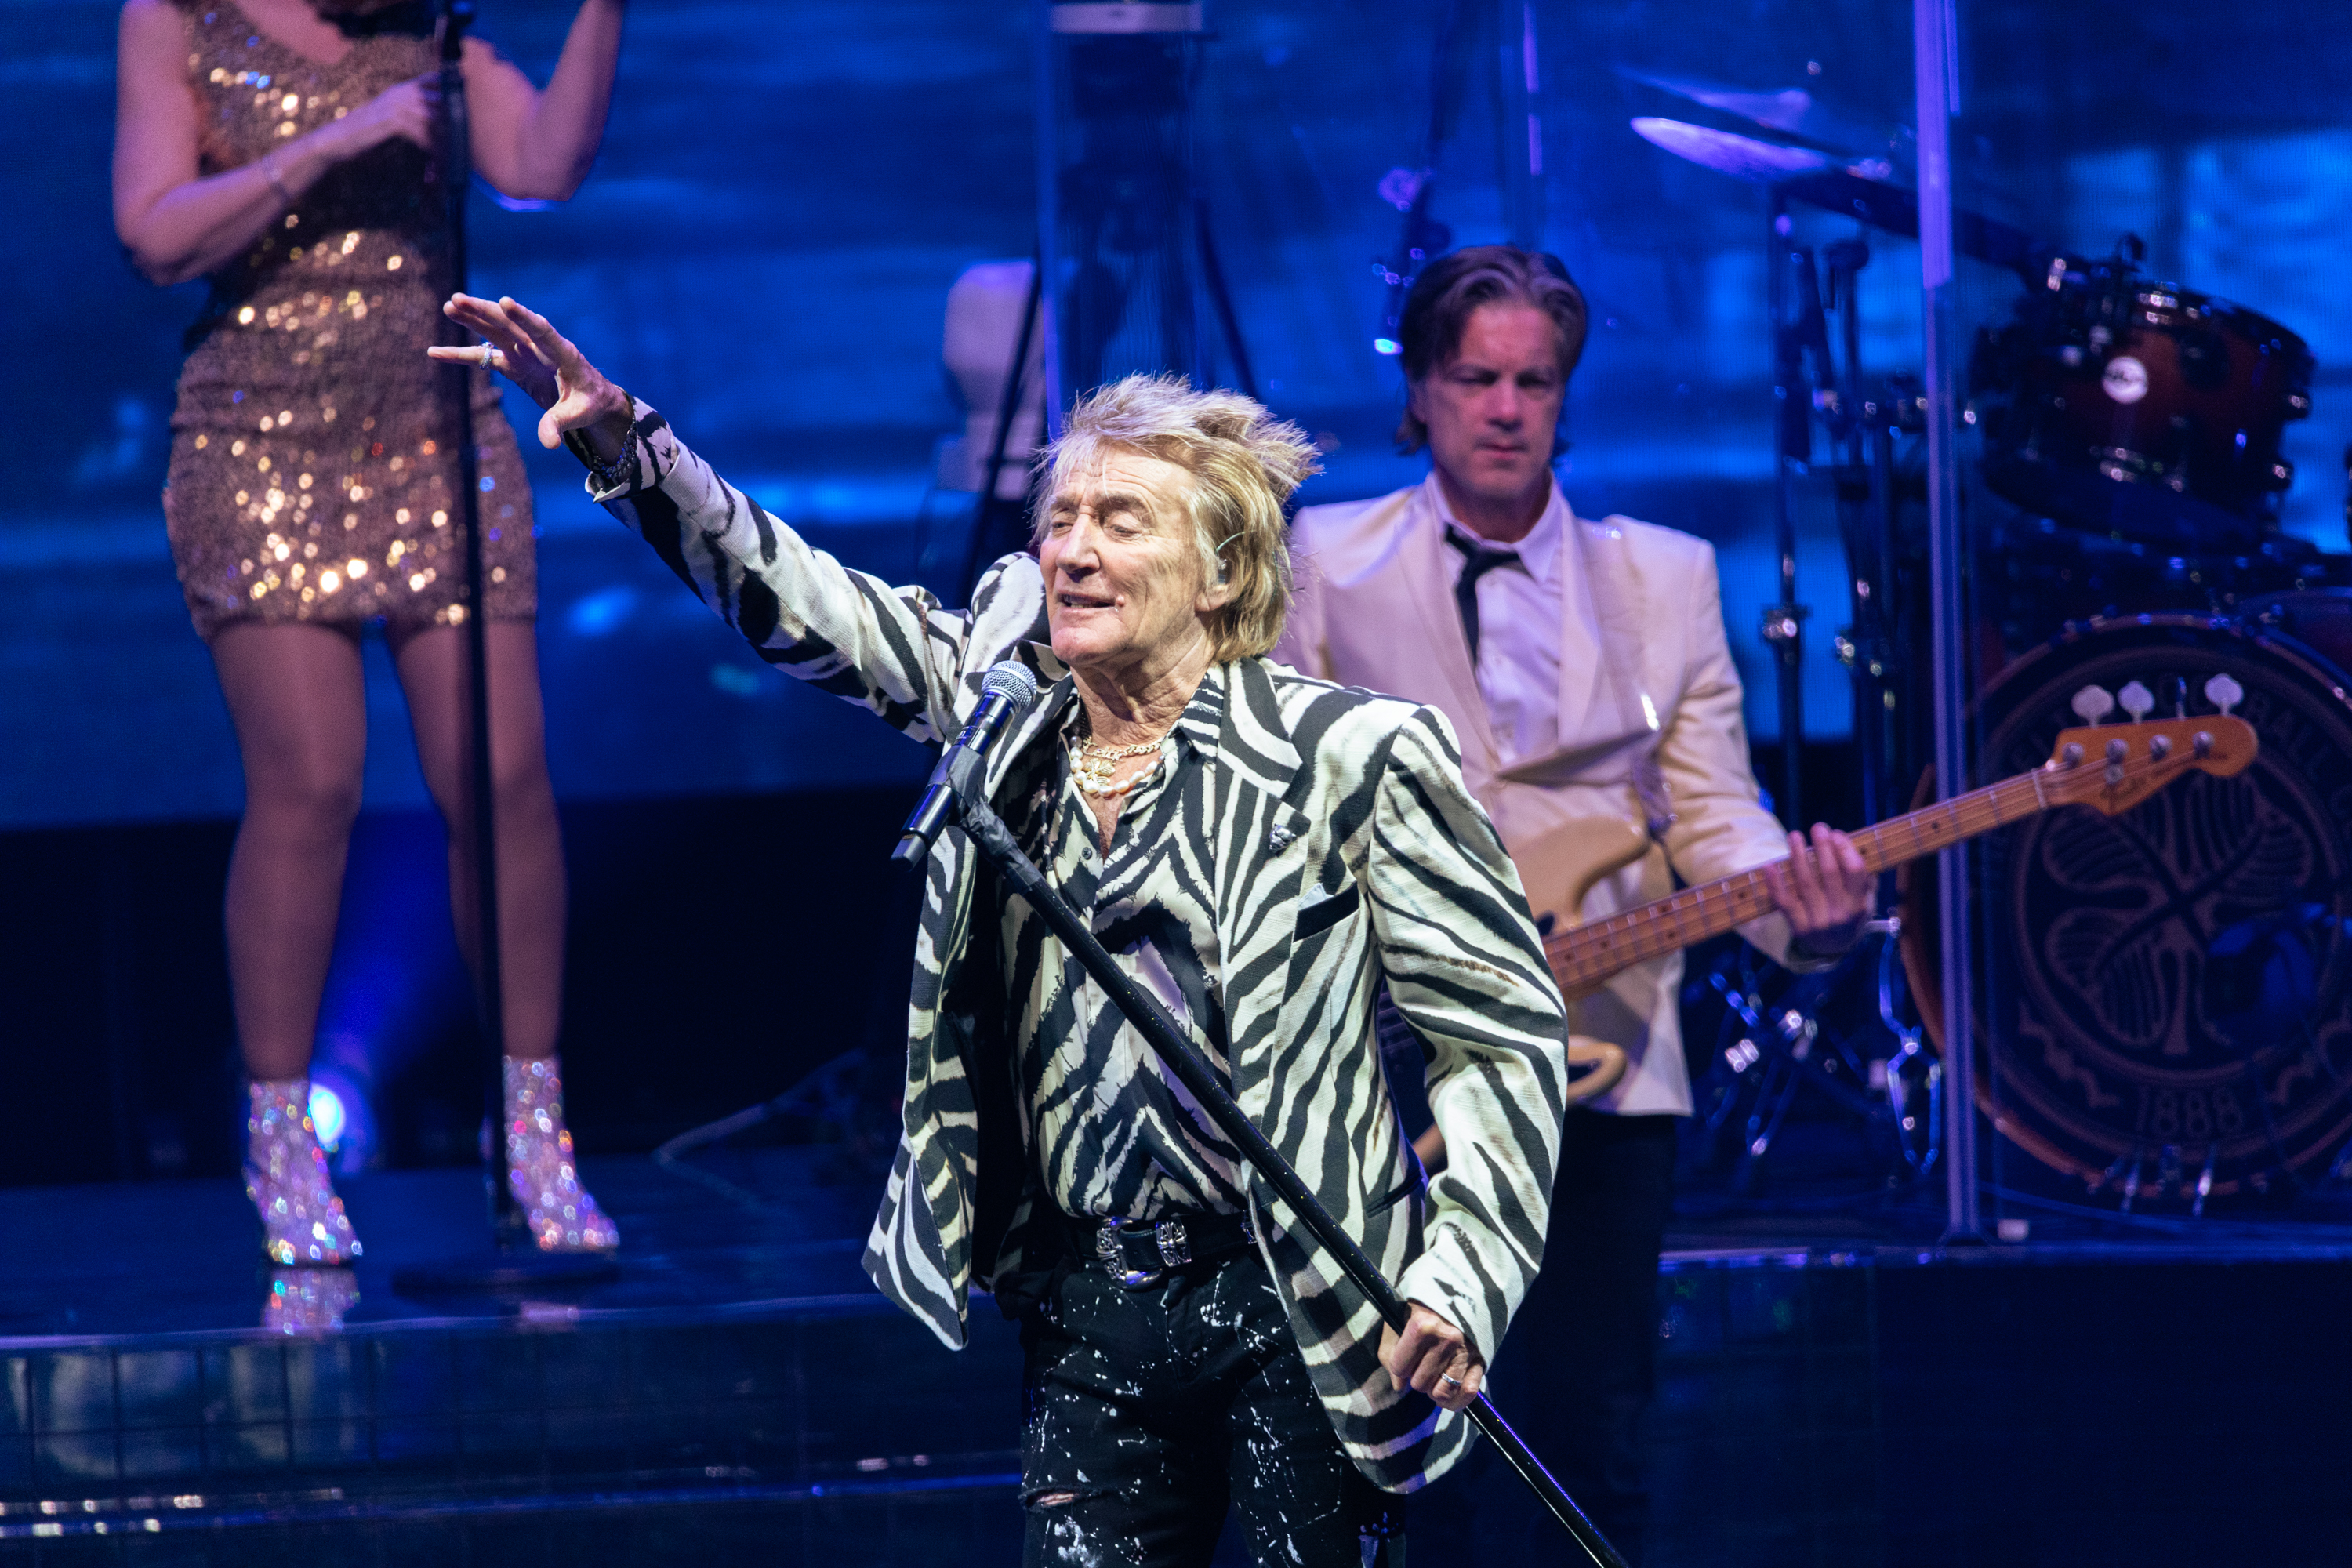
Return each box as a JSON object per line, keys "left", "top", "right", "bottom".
{"left": 6, "top": 1152, "right": 2351, "bottom": 1565}
{"left": 17, "top": 1149, "right": 2352, "bottom": 1343}
{"left": 0, "top": 1149, "right": 885, "bottom": 1341}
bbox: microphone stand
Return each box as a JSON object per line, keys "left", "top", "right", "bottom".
{"left": 931, "top": 781, "right": 1628, "bottom": 1568}
{"left": 395, "top": 0, "right": 614, "bottom": 1295}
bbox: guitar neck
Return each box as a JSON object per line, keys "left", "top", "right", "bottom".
{"left": 1544, "top": 768, "right": 2054, "bottom": 997}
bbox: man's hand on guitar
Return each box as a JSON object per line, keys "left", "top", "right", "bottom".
{"left": 1762, "top": 823, "right": 1873, "bottom": 960}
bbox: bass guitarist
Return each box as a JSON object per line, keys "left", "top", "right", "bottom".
{"left": 1273, "top": 245, "right": 1873, "bottom": 1563}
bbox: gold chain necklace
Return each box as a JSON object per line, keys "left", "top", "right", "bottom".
{"left": 1070, "top": 730, "right": 1171, "bottom": 798}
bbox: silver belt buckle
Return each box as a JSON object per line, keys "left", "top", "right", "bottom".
{"left": 1096, "top": 1219, "right": 1158, "bottom": 1287}
{"left": 1154, "top": 1218, "right": 1191, "bottom": 1269}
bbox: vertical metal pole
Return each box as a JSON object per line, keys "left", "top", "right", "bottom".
{"left": 437, "top": 0, "right": 522, "bottom": 1246}
{"left": 1499, "top": 0, "right": 1544, "bottom": 251}
{"left": 1767, "top": 196, "right": 1805, "bottom": 827}
{"left": 1033, "top": 0, "right": 1064, "bottom": 438}
{"left": 1914, "top": 0, "right": 1982, "bottom": 1239}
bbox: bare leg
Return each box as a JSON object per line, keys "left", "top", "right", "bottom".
{"left": 210, "top": 623, "right": 369, "bottom": 1082}
{"left": 393, "top": 619, "right": 568, "bottom": 1060}
{"left": 397, "top": 619, "right": 614, "bottom": 1251}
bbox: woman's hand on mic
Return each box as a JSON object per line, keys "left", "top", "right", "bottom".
{"left": 321, "top": 75, "right": 441, "bottom": 161}
{"left": 430, "top": 295, "right": 633, "bottom": 459}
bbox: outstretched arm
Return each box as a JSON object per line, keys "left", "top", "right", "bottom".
{"left": 434, "top": 294, "right": 1018, "bottom": 744}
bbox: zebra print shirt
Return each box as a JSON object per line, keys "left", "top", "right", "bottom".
{"left": 1005, "top": 667, "right": 1245, "bottom": 1222}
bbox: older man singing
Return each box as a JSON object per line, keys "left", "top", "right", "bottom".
{"left": 434, "top": 295, "right": 1571, "bottom": 1568}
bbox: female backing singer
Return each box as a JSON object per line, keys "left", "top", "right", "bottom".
{"left": 113, "top": 0, "right": 626, "bottom": 1264}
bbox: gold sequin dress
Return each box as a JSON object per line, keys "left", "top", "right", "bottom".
{"left": 164, "top": 0, "right": 533, "bottom": 640}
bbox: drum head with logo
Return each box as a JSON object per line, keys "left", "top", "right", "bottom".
{"left": 1904, "top": 606, "right": 2352, "bottom": 1200}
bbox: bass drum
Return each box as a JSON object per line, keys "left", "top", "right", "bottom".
{"left": 1903, "top": 593, "right": 2352, "bottom": 1200}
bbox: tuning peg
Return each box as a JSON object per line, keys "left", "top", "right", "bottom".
{"left": 2203, "top": 673, "right": 2243, "bottom": 716}
{"left": 2118, "top": 681, "right": 2154, "bottom": 722}
{"left": 2071, "top": 685, "right": 2116, "bottom": 724}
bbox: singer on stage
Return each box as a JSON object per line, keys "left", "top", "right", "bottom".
{"left": 436, "top": 295, "right": 1572, "bottom": 1566}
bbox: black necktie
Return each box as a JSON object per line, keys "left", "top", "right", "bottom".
{"left": 1444, "top": 531, "right": 1525, "bottom": 664}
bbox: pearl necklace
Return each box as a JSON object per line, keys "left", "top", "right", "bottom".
{"left": 1070, "top": 731, "right": 1170, "bottom": 798}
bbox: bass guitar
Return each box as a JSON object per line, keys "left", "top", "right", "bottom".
{"left": 1510, "top": 714, "right": 2259, "bottom": 1011}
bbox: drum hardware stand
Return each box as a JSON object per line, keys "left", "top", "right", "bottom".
{"left": 1763, "top": 196, "right": 1831, "bottom": 824}
{"left": 926, "top": 779, "right": 1626, "bottom": 1567}
{"left": 395, "top": 0, "right": 615, "bottom": 1298}
{"left": 1704, "top": 222, "right": 1939, "bottom": 1192}
{"left": 1692, "top": 919, "right": 1933, "bottom": 1193}
{"left": 1819, "top": 236, "right": 1916, "bottom": 835}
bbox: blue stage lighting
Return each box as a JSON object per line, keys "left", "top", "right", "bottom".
{"left": 1372, "top": 337, "right": 1402, "bottom": 356}
{"left": 308, "top": 1082, "right": 347, "bottom": 1152}
{"left": 308, "top": 1062, "right": 378, "bottom": 1174}
{"left": 565, "top": 584, "right": 641, "bottom": 637}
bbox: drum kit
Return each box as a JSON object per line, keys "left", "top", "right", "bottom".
{"left": 1638, "top": 74, "right": 2352, "bottom": 1211}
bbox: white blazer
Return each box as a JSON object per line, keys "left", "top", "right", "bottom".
{"left": 1276, "top": 479, "right": 1811, "bottom": 1115}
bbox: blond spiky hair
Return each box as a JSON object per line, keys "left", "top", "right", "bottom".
{"left": 1036, "top": 375, "right": 1323, "bottom": 662}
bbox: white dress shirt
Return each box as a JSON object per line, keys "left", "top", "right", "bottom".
{"left": 1429, "top": 474, "right": 1595, "bottom": 771}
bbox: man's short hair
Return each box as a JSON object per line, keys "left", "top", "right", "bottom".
{"left": 1394, "top": 245, "right": 1589, "bottom": 453}
{"left": 1036, "top": 375, "right": 1321, "bottom": 663}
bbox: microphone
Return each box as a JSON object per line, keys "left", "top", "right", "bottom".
{"left": 892, "top": 660, "right": 1042, "bottom": 869}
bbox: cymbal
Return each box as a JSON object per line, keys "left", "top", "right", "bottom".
{"left": 1622, "top": 68, "right": 1902, "bottom": 165}
{"left": 1631, "top": 117, "right": 1835, "bottom": 182}
{"left": 1632, "top": 117, "right": 2035, "bottom": 274}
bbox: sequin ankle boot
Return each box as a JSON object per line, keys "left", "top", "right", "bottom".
{"left": 503, "top": 1056, "right": 620, "bottom": 1252}
{"left": 244, "top": 1079, "right": 363, "bottom": 1266}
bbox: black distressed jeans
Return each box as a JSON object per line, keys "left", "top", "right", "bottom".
{"left": 1017, "top": 1247, "right": 1403, "bottom": 1567}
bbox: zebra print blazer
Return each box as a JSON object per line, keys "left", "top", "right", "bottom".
{"left": 586, "top": 401, "right": 1570, "bottom": 1491}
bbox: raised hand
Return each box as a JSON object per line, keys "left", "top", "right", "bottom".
{"left": 429, "top": 294, "right": 633, "bottom": 456}
{"left": 1762, "top": 823, "right": 1873, "bottom": 959}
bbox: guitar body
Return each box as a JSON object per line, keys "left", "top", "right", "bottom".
{"left": 1508, "top": 814, "right": 1655, "bottom": 942}
{"left": 1505, "top": 815, "right": 1656, "bottom": 1106}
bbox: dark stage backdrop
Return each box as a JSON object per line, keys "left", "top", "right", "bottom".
{"left": 13, "top": 1, "right": 2352, "bottom": 830}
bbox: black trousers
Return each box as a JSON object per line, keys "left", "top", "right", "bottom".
{"left": 1417, "top": 1109, "right": 1678, "bottom": 1566}
{"left": 1017, "top": 1248, "right": 1402, "bottom": 1567}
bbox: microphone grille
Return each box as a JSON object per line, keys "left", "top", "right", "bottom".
{"left": 981, "top": 659, "right": 1040, "bottom": 709}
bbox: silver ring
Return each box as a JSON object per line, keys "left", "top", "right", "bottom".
{"left": 1439, "top": 1374, "right": 1463, "bottom": 1388}
{"left": 475, "top": 342, "right": 500, "bottom": 366}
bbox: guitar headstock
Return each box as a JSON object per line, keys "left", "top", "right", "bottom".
{"left": 2041, "top": 717, "right": 2258, "bottom": 815}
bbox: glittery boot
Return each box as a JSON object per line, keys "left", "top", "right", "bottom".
{"left": 265, "top": 1268, "right": 361, "bottom": 1334}
{"left": 503, "top": 1056, "right": 620, "bottom": 1252}
{"left": 244, "top": 1079, "right": 363, "bottom": 1266}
